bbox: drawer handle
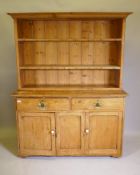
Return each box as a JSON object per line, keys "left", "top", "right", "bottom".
{"left": 95, "top": 101, "right": 102, "bottom": 108}
{"left": 85, "top": 129, "right": 89, "bottom": 134}
{"left": 38, "top": 100, "right": 46, "bottom": 110}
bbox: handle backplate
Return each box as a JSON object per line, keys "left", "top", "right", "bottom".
{"left": 38, "top": 99, "right": 47, "bottom": 110}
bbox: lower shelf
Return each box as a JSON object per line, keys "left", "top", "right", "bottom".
{"left": 21, "top": 84, "right": 119, "bottom": 90}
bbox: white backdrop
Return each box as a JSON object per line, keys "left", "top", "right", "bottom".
{"left": 0, "top": 0, "right": 139, "bottom": 134}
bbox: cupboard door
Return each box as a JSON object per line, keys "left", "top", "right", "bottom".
{"left": 56, "top": 112, "right": 85, "bottom": 155}
{"left": 85, "top": 112, "right": 122, "bottom": 156}
{"left": 17, "top": 112, "right": 56, "bottom": 156}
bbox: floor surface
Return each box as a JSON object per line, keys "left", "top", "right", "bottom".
{"left": 0, "top": 128, "right": 140, "bottom": 175}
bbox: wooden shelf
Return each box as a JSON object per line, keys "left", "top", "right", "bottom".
{"left": 20, "top": 65, "right": 121, "bottom": 70}
{"left": 21, "top": 84, "right": 119, "bottom": 90}
{"left": 18, "top": 38, "right": 122, "bottom": 42}
{"left": 13, "top": 89, "right": 127, "bottom": 97}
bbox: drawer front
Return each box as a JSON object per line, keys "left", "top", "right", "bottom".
{"left": 17, "top": 98, "right": 70, "bottom": 112}
{"left": 72, "top": 98, "right": 124, "bottom": 110}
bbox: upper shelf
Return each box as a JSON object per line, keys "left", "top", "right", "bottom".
{"left": 19, "top": 65, "right": 121, "bottom": 70}
{"left": 18, "top": 38, "right": 122, "bottom": 42}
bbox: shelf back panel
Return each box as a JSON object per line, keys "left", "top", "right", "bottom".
{"left": 17, "top": 19, "right": 123, "bottom": 39}
{"left": 19, "top": 42, "right": 121, "bottom": 66}
{"left": 20, "top": 69, "right": 120, "bottom": 88}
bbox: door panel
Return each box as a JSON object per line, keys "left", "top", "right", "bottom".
{"left": 56, "top": 112, "right": 85, "bottom": 155}
{"left": 18, "top": 112, "right": 56, "bottom": 156}
{"left": 85, "top": 112, "right": 122, "bottom": 155}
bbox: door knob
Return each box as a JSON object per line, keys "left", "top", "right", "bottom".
{"left": 51, "top": 129, "right": 55, "bottom": 136}
{"left": 85, "top": 129, "right": 89, "bottom": 134}
{"left": 17, "top": 99, "right": 22, "bottom": 103}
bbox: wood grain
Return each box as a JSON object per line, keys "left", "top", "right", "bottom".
{"left": 56, "top": 112, "right": 85, "bottom": 155}
{"left": 18, "top": 112, "right": 56, "bottom": 156}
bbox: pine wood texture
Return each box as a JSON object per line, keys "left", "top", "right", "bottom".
{"left": 17, "top": 98, "right": 70, "bottom": 112}
{"left": 9, "top": 12, "right": 131, "bottom": 157}
{"left": 72, "top": 98, "right": 124, "bottom": 110}
{"left": 85, "top": 112, "right": 123, "bottom": 156}
{"left": 56, "top": 112, "right": 85, "bottom": 155}
{"left": 17, "top": 112, "right": 56, "bottom": 156}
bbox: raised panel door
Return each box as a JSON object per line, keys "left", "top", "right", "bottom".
{"left": 85, "top": 112, "right": 122, "bottom": 156}
{"left": 17, "top": 112, "right": 56, "bottom": 156}
{"left": 56, "top": 112, "right": 85, "bottom": 155}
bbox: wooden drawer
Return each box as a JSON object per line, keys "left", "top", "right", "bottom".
{"left": 16, "top": 98, "right": 70, "bottom": 112}
{"left": 72, "top": 98, "right": 124, "bottom": 110}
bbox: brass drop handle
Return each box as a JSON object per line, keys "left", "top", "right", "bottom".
{"left": 95, "top": 100, "right": 102, "bottom": 108}
{"left": 51, "top": 129, "right": 55, "bottom": 136}
{"left": 38, "top": 99, "right": 46, "bottom": 110}
{"left": 85, "top": 129, "right": 89, "bottom": 134}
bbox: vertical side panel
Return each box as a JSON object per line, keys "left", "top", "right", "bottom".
{"left": 14, "top": 19, "right": 22, "bottom": 88}
{"left": 119, "top": 19, "right": 126, "bottom": 88}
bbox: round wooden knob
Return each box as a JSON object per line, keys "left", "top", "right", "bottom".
{"left": 85, "top": 129, "right": 89, "bottom": 134}
{"left": 17, "top": 99, "right": 22, "bottom": 103}
{"left": 51, "top": 130, "right": 55, "bottom": 136}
